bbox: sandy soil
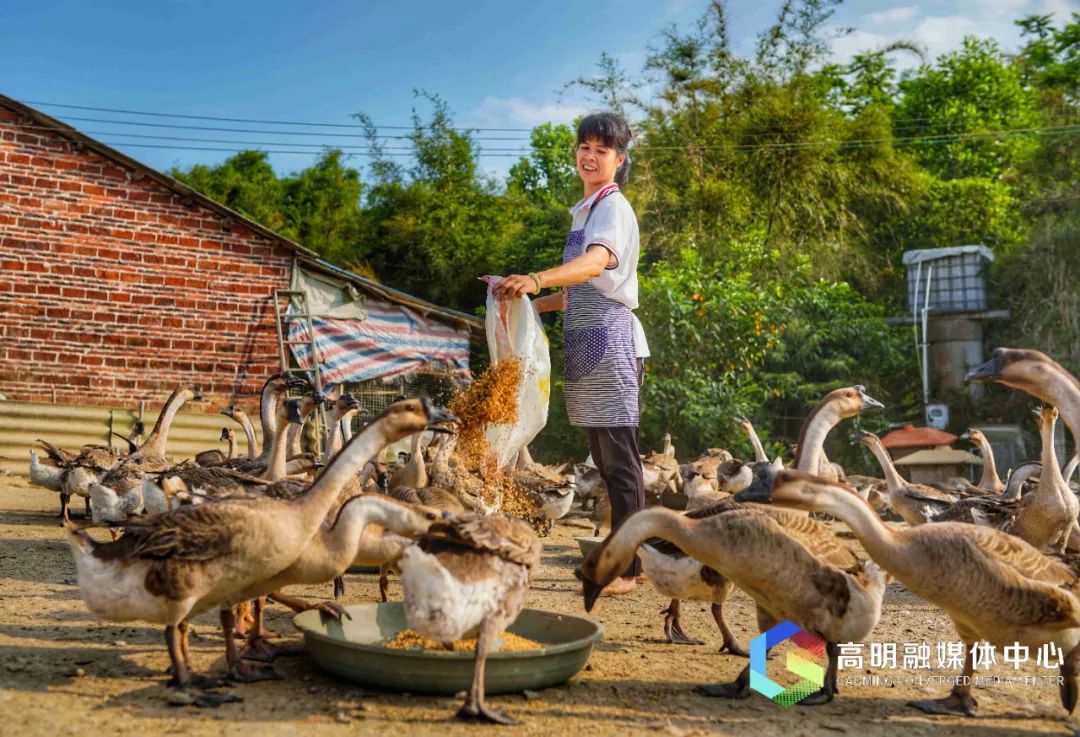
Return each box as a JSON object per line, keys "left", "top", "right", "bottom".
{"left": 0, "top": 473, "right": 1076, "bottom": 736}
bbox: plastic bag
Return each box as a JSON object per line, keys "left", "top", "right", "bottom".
{"left": 481, "top": 277, "right": 551, "bottom": 468}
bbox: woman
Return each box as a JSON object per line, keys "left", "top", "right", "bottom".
{"left": 494, "top": 112, "right": 647, "bottom": 595}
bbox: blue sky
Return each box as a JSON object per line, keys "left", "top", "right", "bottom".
{"left": 2, "top": 0, "right": 1075, "bottom": 181}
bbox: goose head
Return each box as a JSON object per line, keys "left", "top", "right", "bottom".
{"left": 575, "top": 534, "right": 636, "bottom": 612}
{"left": 966, "top": 347, "right": 1066, "bottom": 394}
{"left": 852, "top": 429, "right": 881, "bottom": 449}
{"left": 1035, "top": 405, "right": 1059, "bottom": 433}
{"left": 331, "top": 393, "right": 362, "bottom": 422}
{"left": 824, "top": 385, "right": 885, "bottom": 419}
{"left": 378, "top": 396, "right": 460, "bottom": 437}
{"left": 367, "top": 496, "right": 457, "bottom": 538}
{"left": 219, "top": 427, "right": 233, "bottom": 442}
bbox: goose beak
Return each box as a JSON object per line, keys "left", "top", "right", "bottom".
{"left": 734, "top": 466, "right": 776, "bottom": 504}
{"left": 219, "top": 428, "right": 230, "bottom": 441}
{"left": 192, "top": 389, "right": 203, "bottom": 401}
{"left": 310, "top": 391, "right": 327, "bottom": 404}
{"left": 966, "top": 353, "right": 1003, "bottom": 382}
{"left": 856, "top": 386, "right": 884, "bottom": 411}
{"left": 958, "top": 430, "right": 971, "bottom": 441}
{"left": 574, "top": 567, "right": 603, "bottom": 613}
{"left": 420, "top": 396, "right": 460, "bottom": 431}
{"left": 220, "top": 405, "right": 235, "bottom": 418}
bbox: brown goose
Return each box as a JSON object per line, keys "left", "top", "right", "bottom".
{"left": 736, "top": 466, "right": 1080, "bottom": 717}
{"left": 578, "top": 492, "right": 887, "bottom": 706}
{"left": 97, "top": 385, "right": 202, "bottom": 498}
{"left": 66, "top": 396, "right": 459, "bottom": 703}
{"left": 399, "top": 513, "right": 542, "bottom": 724}
{"left": 222, "top": 404, "right": 258, "bottom": 459}
{"left": 854, "top": 431, "right": 960, "bottom": 525}
{"left": 794, "top": 386, "right": 884, "bottom": 482}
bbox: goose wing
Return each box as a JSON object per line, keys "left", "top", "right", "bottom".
{"left": 89, "top": 503, "right": 248, "bottom": 561}
{"left": 422, "top": 513, "right": 541, "bottom": 569}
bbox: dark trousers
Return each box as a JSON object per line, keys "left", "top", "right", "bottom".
{"left": 587, "top": 426, "right": 645, "bottom": 578}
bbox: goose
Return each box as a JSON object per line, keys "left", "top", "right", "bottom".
{"left": 220, "top": 494, "right": 453, "bottom": 674}
{"left": 66, "top": 396, "right": 459, "bottom": 701}
{"left": 389, "top": 431, "right": 428, "bottom": 489}
{"left": 736, "top": 466, "right": 1080, "bottom": 717}
{"left": 1006, "top": 407, "right": 1078, "bottom": 553}
{"left": 36, "top": 440, "right": 119, "bottom": 519}
{"left": 28, "top": 449, "right": 63, "bottom": 492}
{"left": 97, "top": 385, "right": 202, "bottom": 498}
{"left": 1005, "top": 461, "right": 1043, "bottom": 500}
{"left": 218, "top": 374, "right": 305, "bottom": 475}
{"left": 794, "top": 386, "right": 884, "bottom": 484}
{"left": 577, "top": 496, "right": 887, "bottom": 706}
{"left": 735, "top": 416, "right": 770, "bottom": 464}
{"left": 222, "top": 405, "right": 258, "bottom": 459}
{"left": 854, "top": 431, "right": 960, "bottom": 525}
{"left": 324, "top": 393, "right": 361, "bottom": 461}
{"left": 956, "top": 428, "right": 1004, "bottom": 494}
{"left": 399, "top": 512, "right": 542, "bottom": 724}
{"left": 967, "top": 348, "right": 1080, "bottom": 448}
{"left": 194, "top": 428, "right": 236, "bottom": 467}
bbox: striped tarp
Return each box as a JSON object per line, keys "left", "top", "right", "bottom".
{"left": 286, "top": 301, "right": 470, "bottom": 384}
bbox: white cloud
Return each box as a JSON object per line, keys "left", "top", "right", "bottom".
{"left": 866, "top": 5, "right": 922, "bottom": 25}
{"left": 465, "top": 95, "right": 588, "bottom": 131}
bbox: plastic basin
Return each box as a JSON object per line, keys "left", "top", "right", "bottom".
{"left": 575, "top": 536, "right": 605, "bottom": 557}
{"left": 294, "top": 602, "right": 603, "bottom": 695}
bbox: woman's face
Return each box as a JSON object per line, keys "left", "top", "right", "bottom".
{"left": 576, "top": 137, "right": 624, "bottom": 190}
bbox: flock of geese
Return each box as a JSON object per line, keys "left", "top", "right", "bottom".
{"left": 579, "top": 347, "right": 1080, "bottom": 719}
{"left": 22, "top": 345, "right": 1080, "bottom": 724}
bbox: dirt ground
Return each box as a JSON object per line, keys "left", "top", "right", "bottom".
{"left": 0, "top": 474, "right": 1076, "bottom": 736}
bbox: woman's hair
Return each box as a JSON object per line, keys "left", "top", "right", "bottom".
{"left": 576, "top": 112, "right": 632, "bottom": 186}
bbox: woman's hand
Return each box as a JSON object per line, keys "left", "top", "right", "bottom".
{"left": 492, "top": 274, "right": 540, "bottom": 300}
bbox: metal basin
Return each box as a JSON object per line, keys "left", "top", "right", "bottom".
{"left": 576, "top": 535, "right": 605, "bottom": 557}
{"left": 294, "top": 602, "right": 603, "bottom": 695}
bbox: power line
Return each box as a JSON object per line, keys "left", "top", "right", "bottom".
{"left": 27, "top": 97, "right": 1037, "bottom": 140}
{"left": 45, "top": 115, "right": 533, "bottom": 141}
{"left": 23, "top": 99, "right": 540, "bottom": 132}
{"left": 89, "top": 125, "right": 1080, "bottom": 159}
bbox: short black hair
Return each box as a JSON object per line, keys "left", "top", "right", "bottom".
{"left": 576, "top": 112, "right": 633, "bottom": 186}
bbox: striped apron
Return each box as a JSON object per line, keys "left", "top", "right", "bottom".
{"left": 562, "top": 187, "right": 639, "bottom": 427}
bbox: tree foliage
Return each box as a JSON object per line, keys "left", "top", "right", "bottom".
{"left": 172, "top": 4, "right": 1080, "bottom": 459}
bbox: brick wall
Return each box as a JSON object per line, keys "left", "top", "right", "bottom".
{"left": 0, "top": 107, "right": 293, "bottom": 411}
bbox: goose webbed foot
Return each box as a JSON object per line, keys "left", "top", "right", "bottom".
{"left": 696, "top": 665, "right": 750, "bottom": 699}
{"left": 662, "top": 601, "right": 703, "bottom": 646}
{"left": 710, "top": 602, "right": 748, "bottom": 657}
{"left": 456, "top": 699, "right": 519, "bottom": 725}
{"left": 227, "top": 659, "right": 281, "bottom": 683}
{"left": 717, "top": 637, "right": 749, "bottom": 658}
{"left": 313, "top": 601, "right": 351, "bottom": 621}
{"left": 907, "top": 692, "right": 978, "bottom": 717}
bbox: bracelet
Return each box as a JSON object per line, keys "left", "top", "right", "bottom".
{"left": 528, "top": 272, "right": 542, "bottom": 293}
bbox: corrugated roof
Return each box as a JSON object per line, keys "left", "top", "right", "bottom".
{"left": 894, "top": 448, "right": 982, "bottom": 466}
{"left": 880, "top": 423, "right": 958, "bottom": 448}
{"left": 0, "top": 93, "right": 482, "bottom": 337}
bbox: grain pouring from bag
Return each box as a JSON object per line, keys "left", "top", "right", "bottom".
{"left": 448, "top": 357, "right": 523, "bottom": 467}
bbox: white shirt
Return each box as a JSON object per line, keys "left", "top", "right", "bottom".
{"left": 568, "top": 187, "right": 650, "bottom": 358}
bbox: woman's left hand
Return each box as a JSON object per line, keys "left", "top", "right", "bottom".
{"left": 492, "top": 274, "right": 539, "bottom": 299}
